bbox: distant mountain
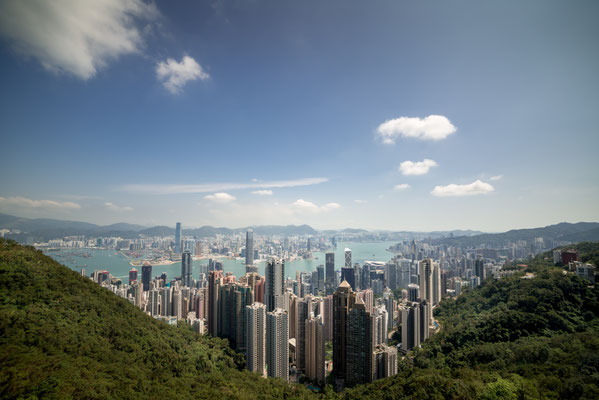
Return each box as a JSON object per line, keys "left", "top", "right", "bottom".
{"left": 433, "top": 222, "right": 599, "bottom": 247}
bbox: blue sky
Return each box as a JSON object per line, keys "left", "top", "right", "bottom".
{"left": 0, "top": 0, "right": 598, "bottom": 231}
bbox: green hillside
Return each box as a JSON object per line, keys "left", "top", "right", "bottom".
{"left": 0, "top": 239, "right": 312, "bottom": 399}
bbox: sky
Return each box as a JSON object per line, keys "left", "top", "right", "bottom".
{"left": 0, "top": 0, "right": 598, "bottom": 232}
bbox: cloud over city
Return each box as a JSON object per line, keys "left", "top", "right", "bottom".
{"left": 377, "top": 115, "right": 456, "bottom": 144}
{"left": 204, "top": 192, "right": 236, "bottom": 203}
{"left": 156, "top": 55, "right": 209, "bottom": 94}
{"left": 399, "top": 159, "right": 438, "bottom": 176}
{"left": 431, "top": 180, "right": 495, "bottom": 197}
{"left": 0, "top": 196, "right": 81, "bottom": 209}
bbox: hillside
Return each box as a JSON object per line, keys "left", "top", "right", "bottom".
{"left": 0, "top": 239, "right": 312, "bottom": 399}
{"left": 433, "top": 221, "right": 599, "bottom": 247}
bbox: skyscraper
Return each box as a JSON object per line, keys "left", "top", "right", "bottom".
{"left": 345, "top": 248, "right": 352, "bottom": 268}
{"left": 141, "top": 262, "right": 152, "bottom": 292}
{"left": 265, "top": 258, "right": 285, "bottom": 312}
{"left": 401, "top": 302, "right": 420, "bottom": 352}
{"left": 296, "top": 296, "right": 312, "bottom": 372}
{"left": 346, "top": 295, "right": 375, "bottom": 387}
{"left": 266, "top": 308, "right": 289, "bottom": 380}
{"left": 305, "top": 314, "right": 325, "bottom": 385}
{"left": 175, "top": 222, "right": 181, "bottom": 254}
{"left": 148, "top": 289, "right": 160, "bottom": 316}
{"left": 341, "top": 266, "right": 356, "bottom": 290}
{"left": 246, "top": 302, "right": 266, "bottom": 375}
{"left": 325, "top": 253, "right": 335, "bottom": 293}
{"left": 418, "top": 259, "right": 433, "bottom": 304}
{"left": 129, "top": 268, "right": 138, "bottom": 284}
{"left": 208, "top": 270, "right": 222, "bottom": 336}
{"left": 245, "top": 229, "right": 254, "bottom": 266}
{"left": 181, "top": 249, "right": 192, "bottom": 287}
{"left": 333, "top": 280, "right": 356, "bottom": 380}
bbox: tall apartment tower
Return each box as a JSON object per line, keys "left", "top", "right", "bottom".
{"left": 148, "top": 289, "right": 160, "bottom": 316}
{"left": 346, "top": 296, "right": 375, "bottom": 387}
{"left": 266, "top": 308, "right": 289, "bottom": 380}
{"left": 174, "top": 222, "right": 181, "bottom": 254}
{"left": 129, "top": 268, "right": 138, "bottom": 284}
{"left": 141, "top": 262, "right": 152, "bottom": 292}
{"left": 305, "top": 314, "right": 326, "bottom": 386}
{"left": 265, "top": 258, "right": 285, "bottom": 312}
{"left": 181, "top": 249, "right": 192, "bottom": 287}
{"left": 245, "top": 302, "right": 266, "bottom": 375}
{"left": 418, "top": 259, "right": 433, "bottom": 304}
{"left": 432, "top": 262, "right": 441, "bottom": 306}
{"left": 323, "top": 295, "right": 334, "bottom": 341}
{"left": 325, "top": 253, "right": 335, "bottom": 293}
{"left": 333, "top": 280, "right": 356, "bottom": 380}
{"left": 295, "top": 296, "right": 313, "bottom": 372}
{"left": 245, "top": 229, "right": 254, "bottom": 266}
{"left": 401, "top": 302, "right": 421, "bottom": 352}
{"left": 208, "top": 270, "right": 223, "bottom": 336}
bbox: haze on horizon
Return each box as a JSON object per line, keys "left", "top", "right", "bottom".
{"left": 0, "top": 0, "right": 598, "bottom": 232}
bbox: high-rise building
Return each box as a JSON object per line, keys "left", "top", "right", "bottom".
{"left": 129, "top": 268, "right": 138, "bottom": 284}
{"left": 346, "top": 296, "right": 375, "bottom": 387}
{"left": 333, "top": 280, "right": 356, "bottom": 379}
{"left": 401, "top": 302, "right": 420, "bottom": 352}
{"left": 161, "top": 287, "right": 171, "bottom": 316}
{"left": 407, "top": 283, "right": 419, "bottom": 302}
{"left": 474, "top": 259, "right": 486, "bottom": 281}
{"left": 341, "top": 267, "right": 356, "bottom": 290}
{"left": 419, "top": 300, "right": 430, "bottom": 341}
{"left": 175, "top": 222, "right": 182, "bottom": 254}
{"left": 317, "top": 265, "right": 325, "bottom": 293}
{"left": 373, "top": 304, "right": 388, "bottom": 345}
{"left": 148, "top": 289, "right": 160, "bottom": 316}
{"left": 266, "top": 308, "right": 289, "bottom": 380}
{"left": 141, "top": 262, "right": 152, "bottom": 292}
{"left": 432, "top": 262, "right": 441, "bottom": 306}
{"left": 325, "top": 253, "right": 335, "bottom": 293}
{"left": 265, "top": 258, "right": 285, "bottom": 312}
{"left": 296, "top": 296, "right": 312, "bottom": 372}
{"left": 246, "top": 302, "right": 266, "bottom": 375}
{"left": 245, "top": 229, "right": 254, "bottom": 266}
{"left": 345, "top": 248, "right": 352, "bottom": 268}
{"left": 181, "top": 250, "right": 192, "bottom": 287}
{"left": 418, "top": 259, "right": 433, "bottom": 304}
{"left": 385, "top": 262, "right": 398, "bottom": 291}
{"left": 305, "top": 314, "right": 325, "bottom": 385}
{"left": 323, "top": 295, "right": 333, "bottom": 341}
{"left": 374, "top": 345, "right": 398, "bottom": 380}
{"left": 208, "top": 270, "right": 223, "bottom": 336}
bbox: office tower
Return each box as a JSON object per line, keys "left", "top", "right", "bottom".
{"left": 385, "top": 262, "right": 398, "bottom": 291}
{"left": 432, "top": 262, "right": 441, "bottom": 306}
{"left": 325, "top": 253, "right": 335, "bottom": 293}
{"left": 345, "top": 248, "right": 352, "bottom": 268}
{"left": 235, "top": 285, "right": 254, "bottom": 352}
{"left": 373, "top": 305, "right": 388, "bottom": 345}
{"left": 175, "top": 222, "right": 181, "bottom": 254}
{"left": 208, "top": 270, "right": 223, "bottom": 336}
{"left": 317, "top": 265, "right": 324, "bottom": 293}
{"left": 401, "top": 302, "right": 420, "bottom": 352}
{"left": 181, "top": 250, "right": 192, "bottom": 287}
{"left": 474, "top": 259, "right": 486, "bottom": 281}
{"left": 245, "top": 229, "right": 254, "bottom": 266}
{"left": 341, "top": 266, "right": 356, "bottom": 290}
{"left": 374, "top": 345, "right": 398, "bottom": 380}
{"left": 265, "top": 258, "right": 285, "bottom": 312}
{"left": 172, "top": 289, "right": 183, "bottom": 319}
{"left": 148, "top": 289, "right": 160, "bottom": 316}
{"left": 307, "top": 237, "right": 311, "bottom": 252}
{"left": 266, "top": 308, "right": 289, "bottom": 380}
{"left": 305, "top": 314, "right": 325, "bottom": 385}
{"left": 296, "top": 296, "right": 312, "bottom": 372}
{"left": 418, "top": 259, "right": 433, "bottom": 304}
{"left": 246, "top": 302, "right": 266, "bottom": 375}
{"left": 333, "top": 280, "right": 356, "bottom": 379}
{"left": 407, "top": 283, "right": 419, "bottom": 302}
{"left": 141, "top": 262, "right": 152, "bottom": 292}
{"left": 383, "top": 289, "right": 394, "bottom": 331}
{"left": 160, "top": 287, "right": 171, "bottom": 316}
{"left": 129, "top": 268, "right": 138, "bottom": 284}
{"left": 419, "top": 300, "right": 430, "bottom": 341}
{"left": 323, "top": 295, "right": 333, "bottom": 341}
{"left": 346, "top": 296, "right": 375, "bottom": 387}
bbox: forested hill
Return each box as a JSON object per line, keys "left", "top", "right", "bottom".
{"left": 0, "top": 239, "right": 312, "bottom": 399}
{"left": 1, "top": 238, "right": 598, "bottom": 399}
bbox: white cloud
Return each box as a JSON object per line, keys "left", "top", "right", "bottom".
{"left": 156, "top": 55, "right": 209, "bottom": 93}
{"left": 105, "top": 202, "right": 133, "bottom": 212}
{"left": 354, "top": 199, "right": 368, "bottom": 204}
{"left": 0, "top": 0, "right": 159, "bottom": 80}
{"left": 122, "top": 177, "right": 328, "bottom": 194}
{"left": 399, "top": 159, "right": 438, "bottom": 176}
{"left": 377, "top": 115, "right": 456, "bottom": 144}
{"left": 0, "top": 196, "right": 80, "bottom": 209}
{"left": 393, "top": 184, "right": 411, "bottom": 191}
{"left": 431, "top": 180, "right": 495, "bottom": 197}
{"left": 252, "top": 190, "right": 273, "bottom": 196}
{"left": 291, "top": 199, "right": 340, "bottom": 213}
{"left": 490, "top": 175, "right": 503, "bottom": 181}
{"left": 204, "top": 192, "right": 236, "bottom": 203}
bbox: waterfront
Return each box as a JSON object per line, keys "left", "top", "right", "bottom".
{"left": 44, "top": 241, "right": 398, "bottom": 282}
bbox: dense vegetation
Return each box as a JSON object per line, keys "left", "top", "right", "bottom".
{"left": 1, "top": 238, "right": 598, "bottom": 399}
{"left": 0, "top": 239, "right": 312, "bottom": 399}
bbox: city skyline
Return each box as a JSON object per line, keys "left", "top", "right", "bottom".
{"left": 1, "top": 1, "right": 598, "bottom": 231}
